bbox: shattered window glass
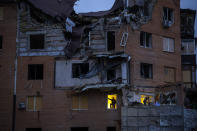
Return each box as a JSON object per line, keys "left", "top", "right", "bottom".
{"left": 30, "top": 34, "right": 45, "bottom": 49}
{"left": 163, "top": 7, "right": 174, "bottom": 25}
{"left": 107, "top": 69, "right": 116, "bottom": 81}
{"left": 72, "top": 63, "right": 89, "bottom": 78}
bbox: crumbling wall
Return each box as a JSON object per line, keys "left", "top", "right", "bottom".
{"left": 18, "top": 3, "right": 68, "bottom": 56}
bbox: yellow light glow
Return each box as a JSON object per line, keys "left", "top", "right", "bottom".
{"left": 140, "top": 95, "right": 153, "bottom": 104}
{"left": 107, "top": 94, "right": 117, "bottom": 109}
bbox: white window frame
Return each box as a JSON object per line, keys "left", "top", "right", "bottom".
{"left": 120, "top": 32, "right": 128, "bottom": 47}
{"left": 163, "top": 37, "right": 175, "bottom": 52}
{"left": 163, "top": 7, "right": 174, "bottom": 26}
{"left": 140, "top": 32, "right": 152, "bottom": 48}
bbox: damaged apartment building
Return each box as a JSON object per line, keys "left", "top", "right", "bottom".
{"left": 1, "top": 0, "right": 196, "bottom": 131}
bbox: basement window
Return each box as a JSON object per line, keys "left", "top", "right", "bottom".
{"left": 163, "top": 7, "right": 174, "bottom": 27}
{"left": 30, "top": 34, "right": 45, "bottom": 49}
{"left": 107, "top": 69, "right": 116, "bottom": 81}
{"left": 107, "top": 127, "right": 116, "bottom": 131}
{"left": 164, "top": 67, "right": 175, "bottom": 82}
{"left": 0, "top": 35, "right": 2, "bottom": 49}
{"left": 28, "top": 64, "right": 43, "bottom": 80}
{"left": 107, "top": 94, "right": 117, "bottom": 109}
{"left": 140, "top": 63, "right": 153, "bottom": 79}
{"left": 107, "top": 31, "right": 115, "bottom": 51}
{"left": 163, "top": 37, "right": 174, "bottom": 52}
{"left": 27, "top": 96, "right": 42, "bottom": 111}
{"left": 72, "top": 95, "right": 88, "bottom": 110}
{"left": 72, "top": 63, "right": 89, "bottom": 78}
{"left": 140, "top": 31, "right": 152, "bottom": 48}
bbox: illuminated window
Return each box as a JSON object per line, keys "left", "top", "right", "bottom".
{"left": 27, "top": 96, "right": 42, "bottom": 111}
{"left": 107, "top": 94, "right": 117, "bottom": 109}
{"left": 72, "top": 95, "right": 88, "bottom": 110}
{"left": 140, "top": 95, "right": 153, "bottom": 105}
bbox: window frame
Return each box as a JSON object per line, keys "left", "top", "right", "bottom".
{"left": 140, "top": 31, "right": 152, "bottom": 48}
{"left": 72, "top": 95, "right": 88, "bottom": 110}
{"left": 26, "top": 96, "right": 42, "bottom": 112}
{"left": 28, "top": 33, "right": 45, "bottom": 50}
{"left": 140, "top": 63, "right": 153, "bottom": 79}
{"left": 107, "top": 31, "right": 115, "bottom": 51}
{"left": 72, "top": 63, "right": 89, "bottom": 78}
{"left": 163, "top": 7, "right": 174, "bottom": 25}
{"left": 163, "top": 37, "right": 175, "bottom": 53}
{"left": 164, "top": 66, "right": 176, "bottom": 83}
{"left": 28, "top": 64, "right": 44, "bottom": 80}
{"left": 107, "top": 94, "right": 118, "bottom": 110}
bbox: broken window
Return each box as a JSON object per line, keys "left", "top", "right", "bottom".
{"left": 0, "top": 7, "right": 3, "bottom": 20}
{"left": 71, "top": 127, "right": 89, "bottom": 131}
{"left": 28, "top": 64, "right": 43, "bottom": 80}
{"left": 107, "top": 94, "right": 117, "bottom": 109}
{"left": 140, "top": 63, "right": 153, "bottom": 79}
{"left": 140, "top": 95, "right": 153, "bottom": 105}
{"left": 30, "top": 34, "right": 45, "bottom": 49}
{"left": 140, "top": 31, "right": 152, "bottom": 48}
{"left": 107, "top": 69, "right": 116, "bottom": 81}
{"left": 0, "top": 35, "right": 2, "bottom": 49}
{"left": 27, "top": 96, "right": 42, "bottom": 111}
{"left": 107, "top": 127, "right": 116, "bottom": 131}
{"left": 120, "top": 32, "right": 128, "bottom": 47}
{"left": 107, "top": 31, "right": 115, "bottom": 51}
{"left": 72, "top": 95, "right": 88, "bottom": 110}
{"left": 72, "top": 63, "right": 89, "bottom": 78}
{"left": 163, "top": 7, "right": 174, "bottom": 27}
{"left": 163, "top": 37, "right": 174, "bottom": 52}
{"left": 26, "top": 128, "right": 42, "bottom": 131}
{"left": 164, "top": 67, "right": 175, "bottom": 82}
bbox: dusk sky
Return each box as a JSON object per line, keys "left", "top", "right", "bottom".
{"left": 74, "top": 0, "right": 197, "bottom": 37}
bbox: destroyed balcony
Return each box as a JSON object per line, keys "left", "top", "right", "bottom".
{"left": 55, "top": 52, "right": 130, "bottom": 91}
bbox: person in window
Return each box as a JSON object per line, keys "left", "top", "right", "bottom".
{"left": 108, "top": 97, "right": 116, "bottom": 109}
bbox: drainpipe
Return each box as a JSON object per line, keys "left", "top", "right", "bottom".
{"left": 12, "top": 3, "right": 19, "bottom": 131}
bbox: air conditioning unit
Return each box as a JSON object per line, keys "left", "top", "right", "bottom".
{"left": 18, "top": 103, "right": 26, "bottom": 110}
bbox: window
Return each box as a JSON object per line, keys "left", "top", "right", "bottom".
{"left": 107, "top": 31, "right": 115, "bottom": 51}
{"left": 181, "top": 41, "right": 195, "bottom": 54}
{"left": 0, "top": 35, "right": 2, "bottom": 49}
{"left": 30, "top": 34, "right": 45, "bottom": 49}
{"left": 120, "top": 32, "right": 128, "bottom": 46}
{"left": 27, "top": 96, "right": 42, "bottom": 111}
{"left": 140, "top": 63, "right": 153, "bottom": 79}
{"left": 163, "top": 37, "right": 174, "bottom": 52}
{"left": 28, "top": 64, "right": 43, "bottom": 80}
{"left": 182, "top": 70, "right": 192, "bottom": 88}
{"left": 140, "top": 95, "right": 153, "bottom": 105}
{"left": 71, "top": 127, "right": 89, "bottom": 131}
{"left": 140, "top": 32, "right": 152, "bottom": 48}
{"left": 26, "top": 128, "right": 42, "bottom": 131}
{"left": 107, "top": 127, "right": 116, "bottom": 131}
{"left": 164, "top": 67, "right": 175, "bottom": 82}
{"left": 72, "top": 95, "right": 88, "bottom": 110}
{"left": 107, "top": 69, "right": 116, "bottom": 81}
{"left": 107, "top": 94, "right": 117, "bottom": 109}
{"left": 163, "top": 7, "right": 174, "bottom": 27}
{"left": 72, "top": 63, "right": 89, "bottom": 78}
{"left": 0, "top": 7, "right": 3, "bottom": 20}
